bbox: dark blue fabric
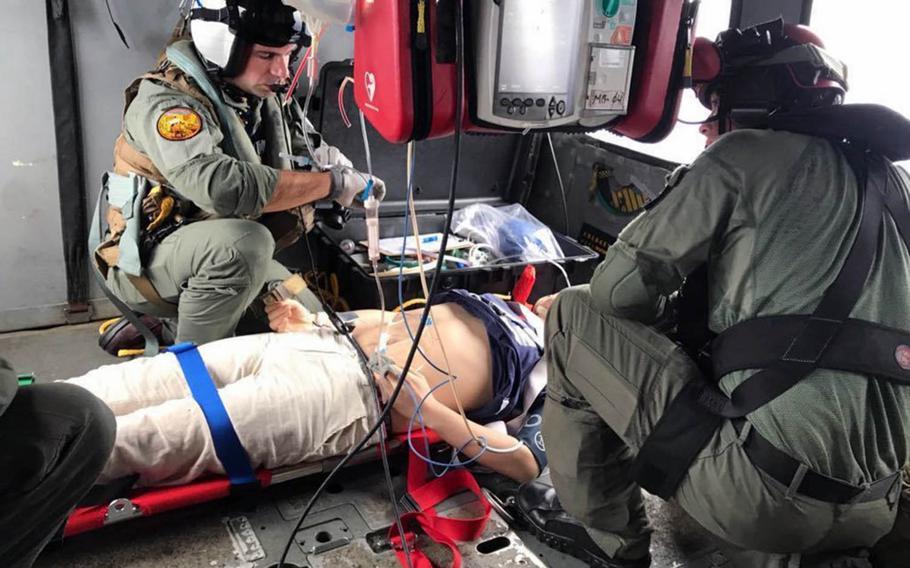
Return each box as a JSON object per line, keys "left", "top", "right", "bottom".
{"left": 168, "top": 342, "right": 258, "bottom": 487}
{"left": 431, "top": 290, "right": 543, "bottom": 423}
{"left": 515, "top": 390, "right": 547, "bottom": 472}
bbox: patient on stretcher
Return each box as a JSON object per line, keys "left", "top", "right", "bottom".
{"left": 65, "top": 290, "right": 554, "bottom": 488}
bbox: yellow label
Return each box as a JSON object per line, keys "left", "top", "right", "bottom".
{"left": 156, "top": 107, "right": 202, "bottom": 141}
{"left": 609, "top": 184, "right": 648, "bottom": 214}
{"left": 417, "top": 0, "right": 426, "bottom": 34}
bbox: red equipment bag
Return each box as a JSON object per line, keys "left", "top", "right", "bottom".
{"left": 611, "top": 0, "right": 698, "bottom": 142}
{"left": 354, "top": 0, "right": 697, "bottom": 144}
{"left": 353, "top": 0, "right": 461, "bottom": 143}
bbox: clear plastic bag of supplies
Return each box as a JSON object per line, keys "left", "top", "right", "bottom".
{"left": 452, "top": 203, "right": 565, "bottom": 262}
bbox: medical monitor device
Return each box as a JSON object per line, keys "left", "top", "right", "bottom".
{"left": 470, "top": 0, "right": 638, "bottom": 130}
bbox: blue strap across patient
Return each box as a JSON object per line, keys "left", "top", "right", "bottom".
{"left": 168, "top": 342, "right": 258, "bottom": 487}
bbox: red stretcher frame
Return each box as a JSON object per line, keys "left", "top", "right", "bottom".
{"left": 64, "top": 432, "right": 440, "bottom": 538}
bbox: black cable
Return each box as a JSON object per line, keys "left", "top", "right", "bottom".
{"left": 104, "top": 0, "right": 130, "bottom": 48}
{"left": 274, "top": 97, "right": 409, "bottom": 566}
{"left": 276, "top": 226, "right": 413, "bottom": 568}
{"left": 277, "top": 1, "right": 467, "bottom": 563}
{"left": 546, "top": 133, "right": 570, "bottom": 236}
{"left": 396, "top": 142, "right": 452, "bottom": 377}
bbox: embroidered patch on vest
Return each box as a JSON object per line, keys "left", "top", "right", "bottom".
{"left": 895, "top": 345, "right": 910, "bottom": 370}
{"left": 156, "top": 107, "right": 202, "bottom": 141}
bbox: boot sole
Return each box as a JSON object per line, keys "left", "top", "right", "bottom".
{"left": 508, "top": 501, "right": 650, "bottom": 568}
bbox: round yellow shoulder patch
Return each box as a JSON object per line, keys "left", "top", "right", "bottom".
{"left": 156, "top": 107, "right": 202, "bottom": 141}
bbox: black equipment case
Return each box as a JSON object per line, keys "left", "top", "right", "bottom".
{"left": 308, "top": 61, "right": 599, "bottom": 309}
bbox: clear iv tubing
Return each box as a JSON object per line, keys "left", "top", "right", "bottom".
{"left": 405, "top": 379, "right": 489, "bottom": 474}
{"left": 277, "top": 26, "right": 411, "bottom": 568}
{"left": 300, "top": 27, "right": 324, "bottom": 170}
{"left": 400, "top": 144, "right": 522, "bottom": 455}
{"left": 359, "top": 110, "right": 374, "bottom": 180}
{"left": 396, "top": 146, "right": 451, "bottom": 377}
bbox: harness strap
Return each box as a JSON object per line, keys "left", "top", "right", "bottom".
{"left": 165, "top": 43, "right": 241, "bottom": 158}
{"left": 631, "top": 146, "right": 908, "bottom": 501}
{"left": 89, "top": 176, "right": 160, "bottom": 357}
{"left": 168, "top": 342, "right": 258, "bottom": 489}
{"left": 124, "top": 273, "right": 175, "bottom": 313}
{"left": 734, "top": 420, "right": 902, "bottom": 504}
{"left": 712, "top": 316, "right": 910, "bottom": 383}
{"left": 713, "top": 148, "right": 886, "bottom": 418}
{"left": 628, "top": 380, "right": 724, "bottom": 498}
{"left": 388, "top": 430, "right": 491, "bottom": 568}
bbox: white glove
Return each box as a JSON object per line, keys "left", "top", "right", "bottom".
{"left": 327, "top": 165, "right": 387, "bottom": 208}
{"left": 312, "top": 143, "right": 353, "bottom": 169}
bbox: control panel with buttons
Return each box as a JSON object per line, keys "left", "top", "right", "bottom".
{"left": 472, "top": 0, "right": 639, "bottom": 129}
{"left": 495, "top": 93, "right": 571, "bottom": 120}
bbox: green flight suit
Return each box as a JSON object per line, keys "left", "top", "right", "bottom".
{"left": 0, "top": 357, "right": 116, "bottom": 566}
{"left": 106, "top": 40, "right": 323, "bottom": 345}
{"left": 543, "top": 129, "right": 910, "bottom": 566}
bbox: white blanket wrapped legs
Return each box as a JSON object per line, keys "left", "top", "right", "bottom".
{"left": 65, "top": 330, "right": 380, "bottom": 487}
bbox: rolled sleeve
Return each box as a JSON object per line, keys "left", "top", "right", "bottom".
{"left": 124, "top": 80, "right": 279, "bottom": 217}
{"left": 166, "top": 154, "right": 279, "bottom": 217}
{"left": 590, "top": 141, "right": 742, "bottom": 322}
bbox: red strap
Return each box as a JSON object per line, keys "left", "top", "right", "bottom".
{"left": 388, "top": 430, "right": 492, "bottom": 568}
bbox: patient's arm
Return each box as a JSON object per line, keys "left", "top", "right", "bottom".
{"left": 375, "top": 367, "right": 540, "bottom": 483}
{"left": 420, "top": 399, "right": 540, "bottom": 483}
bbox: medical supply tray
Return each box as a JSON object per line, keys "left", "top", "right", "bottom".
{"left": 308, "top": 62, "right": 599, "bottom": 309}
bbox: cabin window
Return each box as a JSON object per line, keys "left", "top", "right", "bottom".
{"left": 589, "top": 1, "right": 732, "bottom": 164}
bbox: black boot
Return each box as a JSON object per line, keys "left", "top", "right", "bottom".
{"left": 513, "top": 474, "right": 651, "bottom": 568}
{"left": 98, "top": 314, "right": 172, "bottom": 356}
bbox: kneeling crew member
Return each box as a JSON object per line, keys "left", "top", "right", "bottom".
{"left": 0, "top": 358, "right": 115, "bottom": 568}
{"left": 94, "top": 0, "right": 384, "bottom": 345}
{"left": 523, "top": 21, "right": 910, "bottom": 567}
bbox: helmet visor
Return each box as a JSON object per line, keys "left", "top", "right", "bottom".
{"left": 235, "top": 0, "right": 306, "bottom": 47}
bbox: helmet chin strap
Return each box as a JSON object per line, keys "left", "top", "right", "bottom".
{"left": 716, "top": 97, "right": 731, "bottom": 135}
{"left": 677, "top": 114, "right": 721, "bottom": 126}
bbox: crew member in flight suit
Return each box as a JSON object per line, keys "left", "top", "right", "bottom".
{"left": 93, "top": 0, "right": 384, "bottom": 345}
{"left": 0, "top": 357, "right": 115, "bottom": 568}
{"left": 518, "top": 21, "right": 910, "bottom": 568}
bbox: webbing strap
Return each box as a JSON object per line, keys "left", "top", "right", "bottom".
{"left": 165, "top": 44, "right": 240, "bottom": 158}
{"left": 89, "top": 176, "right": 159, "bottom": 357}
{"left": 712, "top": 316, "right": 910, "bottom": 384}
{"left": 168, "top": 342, "right": 258, "bottom": 488}
{"left": 734, "top": 419, "right": 903, "bottom": 504}
{"left": 388, "top": 431, "right": 491, "bottom": 568}
{"left": 713, "top": 149, "right": 887, "bottom": 418}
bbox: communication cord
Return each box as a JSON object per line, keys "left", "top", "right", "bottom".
{"left": 278, "top": 2, "right": 467, "bottom": 562}
{"left": 276, "top": 32, "right": 410, "bottom": 568}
